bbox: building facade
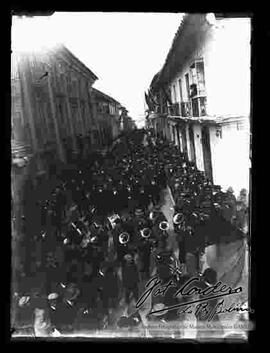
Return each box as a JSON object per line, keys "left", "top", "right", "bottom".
{"left": 119, "top": 107, "right": 136, "bottom": 132}
{"left": 91, "top": 88, "right": 121, "bottom": 148}
{"left": 11, "top": 44, "right": 99, "bottom": 178}
{"left": 147, "top": 13, "right": 251, "bottom": 196}
{"left": 11, "top": 42, "right": 126, "bottom": 249}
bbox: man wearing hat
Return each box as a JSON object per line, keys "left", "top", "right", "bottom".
{"left": 173, "top": 211, "right": 187, "bottom": 264}
{"left": 47, "top": 292, "right": 65, "bottom": 334}
{"left": 99, "top": 260, "right": 120, "bottom": 323}
{"left": 135, "top": 218, "right": 153, "bottom": 282}
{"left": 194, "top": 268, "right": 224, "bottom": 338}
{"left": 121, "top": 253, "right": 140, "bottom": 308}
{"left": 53, "top": 283, "right": 80, "bottom": 332}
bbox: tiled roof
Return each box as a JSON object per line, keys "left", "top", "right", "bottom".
{"left": 92, "top": 88, "right": 121, "bottom": 105}
{"left": 52, "top": 44, "right": 99, "bottom": 81}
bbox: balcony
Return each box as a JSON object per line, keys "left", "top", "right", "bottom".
{"left": 169, "top": 103, "right": 180, "bottom": 116}
{"left": 180, "top": 102, "right": 191, "bottom": 117}
{"left": 191, "top": 96, "right": 207, "bottom": 117}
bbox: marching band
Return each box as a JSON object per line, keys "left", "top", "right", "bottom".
{"left": 12, "top": 129, "right": 248, "bottom": 337}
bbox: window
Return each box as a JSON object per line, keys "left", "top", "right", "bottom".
{"left": 57, "top": 100, "right": 65, "bottom": 130}
{"left": 71, "top": 79, "right": 78, "bottom": 97}
{"left": 185, "top": 73, "right": 190, "bottom": 99}
{"left": 104, "top": 102, "right": 110, "bottom": 114}
{"left": 189, "top": 63, "right": 198, "bottom": 98}
{"left": 81, "top": 102, "right": 86, "bottom": 129}
{"left": 195, "top": 60, "right": 206, "bottom": 96}
{"left": 189, "top": 60, "right": 206, "bottom": 97}
{"left": 191, "top": 98, "right": 199, "bottom": 117}
{"left": 190, "top": 63, "right": 197, "bottom": 85}
{"left": 178, "top": 79, "right": 183, "bottom": 103}
{"left": 66, "top": 76, "right": 72, "bottom": 95}
{"left": 71, "top": 103, "right": 79, "bottom": 132}
{"left": 59, "top": 73, "right": 65, "bottom": 93}
{"left": 199, "top": 97, "right": 207, "bottom": 116}
{"left": 78, "top": 78, "right": 85, "bottom": 97}
{"left": 173, "top": 85, "right": 177, "bottom": 103}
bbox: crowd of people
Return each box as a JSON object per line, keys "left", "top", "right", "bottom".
{"left": 12, "top": 128, "right": 249, "bottom": 337}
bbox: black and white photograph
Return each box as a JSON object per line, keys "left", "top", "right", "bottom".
{"left": 10, "top": 12, "right": 252, "bottom": 341}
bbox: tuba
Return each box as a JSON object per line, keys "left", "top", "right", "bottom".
{"left": 118, "top": 232, "right": 130, "bottom": 245}
{"left": 140, "top": 227, "right": 151, "bottom": 239}
{"left": 159, "top": 221, "right": 170, "bottom": 232}
{"left": 173, "top": 213, "right": 185, "bottom": 225}
{"left": 149, "top": 211, "right": 155, "bottom": 221}
{"left": 107, "top": 214, "right": 121, "bottom": 230}
{"left": 70, "top": 222, "right": 83, "bottom": 236}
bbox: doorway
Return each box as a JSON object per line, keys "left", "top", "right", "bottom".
{"left": 181, "top": 125, "right": 188, "bottom": 157}
{"left": 189, "top": 125, "right": 196, "bottom": 162}
{"left": 176, "top": 126, "right": 181, "bottom": 150}
{"left": 201, "top": 126, "right": 213, "bottom": 181}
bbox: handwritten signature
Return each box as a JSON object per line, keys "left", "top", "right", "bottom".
{"left": 135, "top": 276, "right": 248, "bottom": 319}
{"left": 177, "top": 299, "right": 253, "bottom": 321}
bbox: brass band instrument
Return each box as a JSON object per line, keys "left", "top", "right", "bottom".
{"left": 107, "top": 214, "right": 121, "bottom": 230}
{"left": 159, "top": 221, "right": 169, "bottom": 232}
{"left": 173, "top": 213, "right": 185, "bottom": 225}
{"left": 118, "top": 232, "right": 130, "bottom": 245}
{"left": 140, "top": 227, "right": 151, "bottom": 239}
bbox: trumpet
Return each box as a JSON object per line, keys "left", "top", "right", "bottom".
{"left": 173, "top": 213, "right": 185, "bottom": 225}
{"left": 149, "top": 211, "right": 155, "bottom": 221}
{"left": 71, "top": 222, "right": 83, "bottom": 236}
{"left": 159, "top": 221, "right": 170, "bottom": 232}
{"left": 118, "top": 232, "right": 130, "bottom": 245}
{"left": 89, "top": 235, "right": 98, "bottom": 244}
{"left": 107, "top": 214, "right": 121, "bottom": 230}
{"left": 140, "top": 227, "right": 151, "bottom": 239}
{"left": 149, "top": 210, "right": 161, "bottom": 221}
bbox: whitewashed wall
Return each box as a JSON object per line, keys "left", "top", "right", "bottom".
{"left": 209, "top": 120, "right": 250, "bottom": 196}
{"left": 193, "top": 124, "right": 204, "bottom": 171}
{"left": 204, "top": 18, "right": 251, "bottom": 118}
{"left": 185, "top": 124, "right": 192, "bottom": 161}
{"left": 166, "top": 16, "right": 251, "bottom": 196}
{"left": 168, "top": 17, "right": 251, "bottom": 120}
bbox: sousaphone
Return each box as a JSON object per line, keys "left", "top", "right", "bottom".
{"left": 159, "top": 221, "right": 170, "bottom": 232}
{"left": 107, "top": 214, "right": 121, "bottom": 230}
{"left": 118, "top": 232, "right": 130, "bottom": 245}
{"left": 140, "top": 227, "right": 151, "bottom": 239}
{"left": 173, "top": 213, "right": 185, "bottom": 225}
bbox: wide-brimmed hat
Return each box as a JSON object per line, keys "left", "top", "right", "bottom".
{"left": 117, "top": 316, "right": 129, "bottom": 328}
{"left": 150, "top": 303, "right": 168, "bottom": 316}
{"left": 124, "top": 254, "right": 133, "bottom": 262}
{"left": 135, "top": 208, "right": 144, "bottom": 217}
{"left": 202, "top": 268, "right": 217, "bottom": 285}
{"left": 18, "top": 296, "right": 31, "bottom": 307}
{"left": 48, "top": 293, "right": 59, "bottom": 301}
{"left": 64, "top": 284, "right": 80, "bottom": 301}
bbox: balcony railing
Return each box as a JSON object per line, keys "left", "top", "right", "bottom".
{"left": 169, "top": 103, "right": 180, "bottom": 116}
{"left": 191, "top": 96, "right": 207, "bottom": 117}
{"left": 180, "top": 102, "right": 191, "bottom": 117}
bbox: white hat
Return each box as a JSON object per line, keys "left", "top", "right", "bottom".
{"left": 151, "top": 303, "right": 168, "bottom": 316}
{"left": 18, "top": 296, "right": 30, "bottom": 307}
{"left": 48, "top": 293, "right": 59, "bottom": 300}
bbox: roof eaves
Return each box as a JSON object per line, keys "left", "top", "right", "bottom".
{"left": 92, "top": 88, "right": 121, "bottom": 105}
{"left": 159, "top": 14, "right": 189, "bottom": 81}
{"left": 56, "top": 44, "right": 99, "bottom": 81}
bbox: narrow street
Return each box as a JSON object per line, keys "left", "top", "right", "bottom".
{"left": 11, "top": 13, "right": 251, "bottom": 341}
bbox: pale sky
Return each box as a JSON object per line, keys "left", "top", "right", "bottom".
{"left": 12, "top": 12, "right": 184, "bottom": 127}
